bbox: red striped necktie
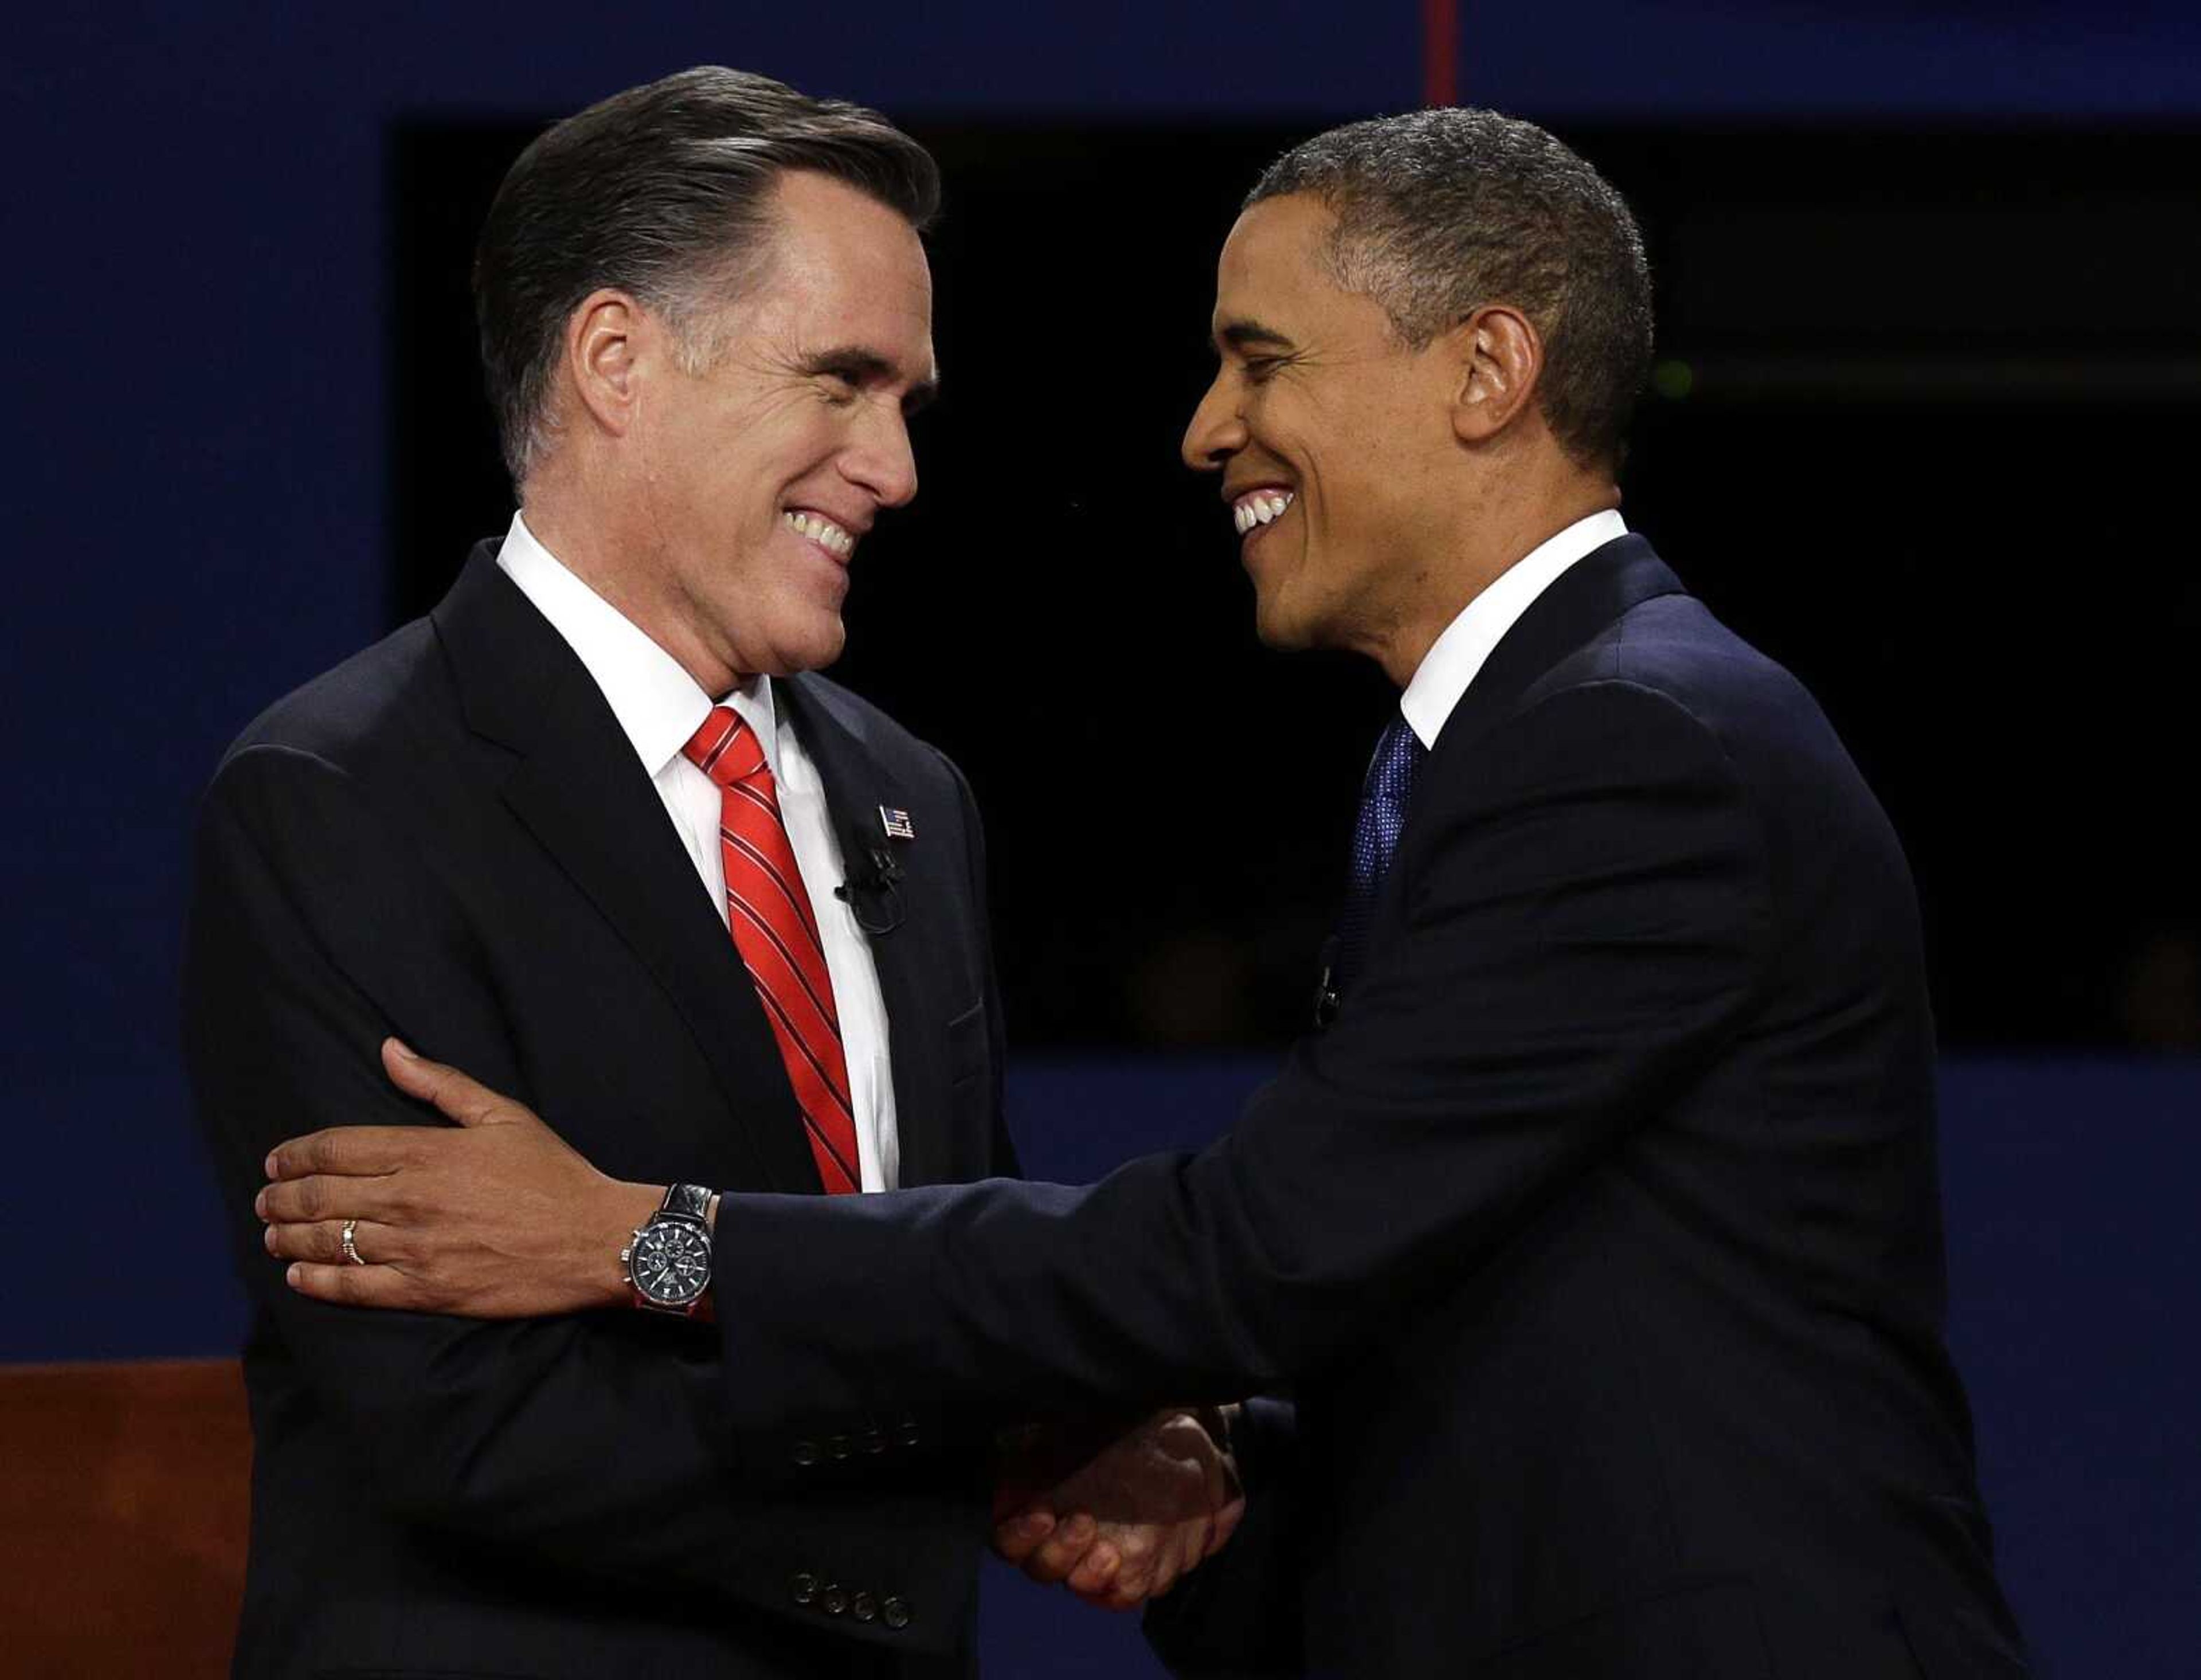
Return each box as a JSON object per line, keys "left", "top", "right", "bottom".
{"left": 682, "top": 706, "right": 860, "bottom": 1195}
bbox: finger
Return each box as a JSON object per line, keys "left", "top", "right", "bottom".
{"left": 265, "top": 1125, "right": 424, "bottom": 1182}
{"left": 1149, "top": 1523, "right": 1200, "bottom": 1598}
{"left": 283, "top": 1259, "right": 418, "bottom": 1310}
{"left": 992, "top": 1509, "right": 1055, "bottom": 1565}
{"left": 1067, "top": 1537, "right": 1126, "bottom": 1596}
{"left": 257, "top": 1173, "right": 398, "bottom": 1225}
{"left": 383, "top": 1037, "right": 510, "bottom": 1126}
{"left": 1020, "top": 1512, "right": 1097, "bottom": 1585}
{"left": 1217, "top": 1443, "right": 1245, "bottom": 1507}
{"left": 263, "top": 1218, "right": 406, "bottom": 1267}
{"left": 1129, "top": 1554, "right": 1180, "bottom": 1609}
{"left": 1098, "top": 1533, "right": 1187, "bottom": 1612}
{"left": 1111, "top": 1526, "right": 1177, "bottom": 1604}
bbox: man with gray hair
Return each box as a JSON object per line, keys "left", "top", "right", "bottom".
{"left": 186, "top": 66, "right": 1235, "bottom": 1679}
{"left": 260, "top": 106, "right": 2031, "bottom": 1677}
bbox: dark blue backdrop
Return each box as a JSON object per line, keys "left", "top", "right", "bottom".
{"left": 6, "top": 5, "right": 2200, "bottom": 1676}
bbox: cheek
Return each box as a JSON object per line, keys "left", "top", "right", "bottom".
{"left": 778, "top": 405, "right": 852, "bottom": 475}
{"left": 1306, "top": 434, "right": 1401, "bottom": 553}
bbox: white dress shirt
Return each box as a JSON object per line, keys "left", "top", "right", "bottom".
{"left": 1399, "top": 510, "right": 1630, "bottom": 749}
{"left": 496, "top": 511, "right": 899, "bottom": 1191}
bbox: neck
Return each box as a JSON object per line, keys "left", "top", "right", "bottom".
{"left": 1372, "top": 479, "right": 1618, "bottom": 688}
{"left": 520, "top": 475, "right": 747, "bottom": 698}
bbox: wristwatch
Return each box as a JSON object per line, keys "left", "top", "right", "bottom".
{"left": 621, "top": 1183, "right": 715, "bottom": 1315}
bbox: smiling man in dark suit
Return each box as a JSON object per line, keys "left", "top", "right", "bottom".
{"left": 258, "top": 108, "right": 2031, "bottom": 1678}
{"left": 185, "top": 66, "right": 1236, "bottom": 1680}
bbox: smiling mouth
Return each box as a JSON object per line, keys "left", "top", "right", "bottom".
{"left": 1231, "top": 487, "right": 1295, "bottom": 537}
{"left": 785, "top": 508, "right": 857, "bottom": 559}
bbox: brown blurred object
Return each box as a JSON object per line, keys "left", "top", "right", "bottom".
{"left": 0, "top": 1358, "right": 249, "bottom": 1678}
{"left": 1126, "top": 929, "right": 1260, "bottom": 1046}
{"left": 2116, "top": 930, "right": 2201, "bottom": 1052}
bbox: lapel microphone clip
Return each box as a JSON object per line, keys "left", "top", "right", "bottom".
{"left": 835, "top": 841, "right": 906, "bottom": 937}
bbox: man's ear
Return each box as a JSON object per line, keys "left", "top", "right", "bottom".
{"left": 1447, "top": 304, "right": 1542, "bottom": 446}
{"left": 562, "top": 288, "right": 646, "bottom": 440}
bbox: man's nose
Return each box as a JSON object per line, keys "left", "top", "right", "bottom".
{"left": 1180, "top": 375, "right": 1246, "bottom": 472}
{"left": 845, "top": 408, "right": 919, "bottom": 508}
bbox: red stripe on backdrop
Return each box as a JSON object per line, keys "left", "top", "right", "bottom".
{"left": 1423, "top": 0, "right": 1458, "bottom": 106}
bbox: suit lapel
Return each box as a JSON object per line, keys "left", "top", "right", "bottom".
{"left": 1352, "top": 535, "right": 1692, "bottom": 997}
{"left": 432, "top": 546, "right": 823, "bottom": 1195}
{"left": 1427, "top": 533, "right": 1687, "bottom": 772}
{"left": 776, "top": 673, "right": 955, "bottom": 1189}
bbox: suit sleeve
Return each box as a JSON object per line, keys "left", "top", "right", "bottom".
{"left": 709, "top": 680, "right": 1773, "bottom": 1431}
{"left": 183, "top": 743, "right": 980, "bottom": 1653}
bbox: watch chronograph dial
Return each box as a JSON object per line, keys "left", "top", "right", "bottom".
{"left": 631, "top": 1221, "right": 711, "bottom": 1305}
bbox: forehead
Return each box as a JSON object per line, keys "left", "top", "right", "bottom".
{"left": 739, "top": 171, "right": 935, "bottom": 367}
{"left": 1212, "top": 191, "right": 1343, "bottom": 330}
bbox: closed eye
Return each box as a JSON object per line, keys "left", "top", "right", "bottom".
{"left": 798, "top": 347, "right": 937, "bottom": 414}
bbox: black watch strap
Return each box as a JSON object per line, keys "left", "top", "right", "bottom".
{"left": 661, "top": 1182, "right": 712, "bottom": 1223}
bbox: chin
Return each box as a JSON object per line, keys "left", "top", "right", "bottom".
{"left": 782, "top": 615, "right": 848, "bottom": 676}
{"left": 1251, "top": 592, "right": 1316, "bottom": 653}
{"left": 737, "top": 609, "right": 846, "bottom": 679}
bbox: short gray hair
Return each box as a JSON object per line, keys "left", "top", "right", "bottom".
{"left": 473, "top": 66, "right": 940, "bottom": 486}
{"left": 1249, "top": 108, "right": 1651, "bottom": 471}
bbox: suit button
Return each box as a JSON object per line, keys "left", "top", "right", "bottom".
{"left": 882, "top": 1595, "right": 911, "bottom": 1630}
{"left": 821, "top": 1582, "right": 849, "bottom": 1617}
{"left": 792, "top": 1438, "right": 820, "bottom": 1467}
{"left": 790, "top": 1571, "right": 817, "bottom": 1607}
{"left": 852, "top": 1591, "right": 878, "bottom": 1623}
{"left": 828, "top": 1432, "right": 851, "bottom": 1461}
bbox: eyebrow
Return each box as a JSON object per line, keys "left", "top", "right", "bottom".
{"left": 1215, "top": 318, "right": 1296, "bottom": 354}
{"left": 800, "top": 346, "right": 941, "bottom": 414}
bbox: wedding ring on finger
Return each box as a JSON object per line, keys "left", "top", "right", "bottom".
{"left": 340, "top": 1217, "right": 366, "bottom": 1266}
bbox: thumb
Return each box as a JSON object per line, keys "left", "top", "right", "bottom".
{"left": 382, "top": 1036, "right": 512, "bottom": 1127}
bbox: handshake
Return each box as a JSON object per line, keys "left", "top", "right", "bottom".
{"left": 990, "top": 1405, "right": 1245, "bottom": 1610}
{"left": 255, "top": 1040, "right": 1247, "bottom": 1611}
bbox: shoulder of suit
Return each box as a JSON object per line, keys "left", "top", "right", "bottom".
{"left": 785, "top": 669, "right": 967, "bottom": 792}
{"left": 216, "top": 616, "right": 452, "bottom": 784}
{"left": 1490, "top": 591, "right": 1853, "bottom": 810}
{"left": 1527, "top": 592, "right": 1815, "bottom": 730}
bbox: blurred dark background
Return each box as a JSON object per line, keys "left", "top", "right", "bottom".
{"left": 6, "top": 4, "right": 2200, "bottom": 1676}
{"left": 395, "top": 120, "right": 2201, "bottom": 1055}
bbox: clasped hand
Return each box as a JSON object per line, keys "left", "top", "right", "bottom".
{"left": 256, "top": 1037, "right": 1246, "bottom": 1608}
{"left": 993, "top": 1409, "right": 1244, "bottom": 1609}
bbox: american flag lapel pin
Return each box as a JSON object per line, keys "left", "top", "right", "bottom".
{"left": 878, "top": 805, "right": 915, "bottom": 841}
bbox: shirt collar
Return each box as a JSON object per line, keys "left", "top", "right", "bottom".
{"left": 495, "top": 510, "right": 777, "bottom": 777}
{"left": 1398, "top": 509, "right": 1628, "bottom": 750}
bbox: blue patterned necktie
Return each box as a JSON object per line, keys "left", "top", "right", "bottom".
{"left": 1333, "top": 716, "right": 1429, "bottom": 994}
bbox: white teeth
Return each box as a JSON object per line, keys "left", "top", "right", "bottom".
{"left": 786, "top": 510, "right": 853, "bottom": 557}
{"left": 1232, "top": 489, "right": 1294, "bottom": 534}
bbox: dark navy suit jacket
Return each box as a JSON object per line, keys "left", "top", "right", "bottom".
{"left": 183, "top": 545, "right": 1014, "bottom": 1678}
{"left": 710, "top": 536, "right": 2031, "bottom": 1679}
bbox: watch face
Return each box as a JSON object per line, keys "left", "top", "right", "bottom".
{"left": 630, "top": 1220, "right": 711, "bottom": 1306}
